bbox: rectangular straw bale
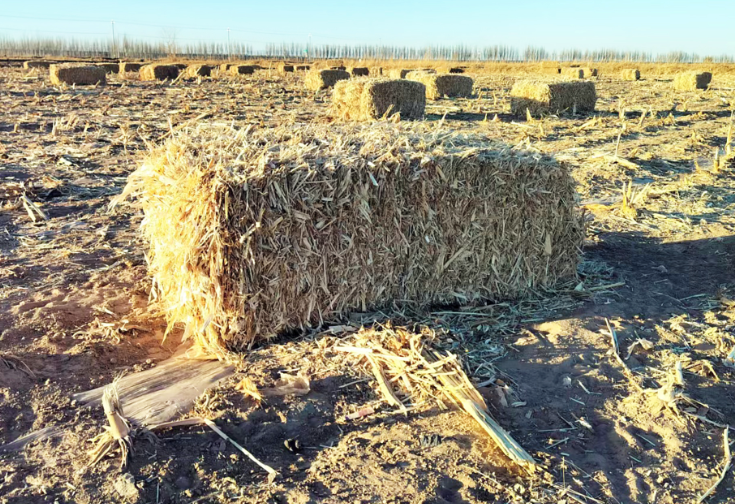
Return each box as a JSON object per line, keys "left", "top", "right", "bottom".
{"left": 331, "top": 65, "right": 347, "bottom": 71}
{"left": 579, "top": 67, "right": 598, "bottom": 77}
{"left": 24, "top": 60, "right": 52, "bottom": 69}
{"left": 332, "top": 78, "right": 426, "bottom": 120}
{"left": 219, "top": 63, "right": 235, "bottom": 73}
{"left": 279, "top": 63, "right": 294, "bottom": 73}
{"left": 173, "top": 63, "right": 188, "bottom": 70}
{"left": 407, "top": 73, "right": 473, "bottom": 100}
{"left": 305, "top": 69, "right": 350, "bottom": 90}
{"left": 49, "top": 63, "right": 106, "bottom": 86}
{"left": 449, "top": 67, "right": 465, "bottom": 74}
{"left": 561, "top": 67, "right": 584, "bottom": 79}
{"left": 118, "top": 122, "right": 583, "bottom": 352}
{"left": 673, "top": 71, "right": 712, "bottom": 90}
{"left": 185, "top": 64, "right": 212, "bottom": 78}
{"left": 229, "top": 65, "right": 255, "bottom": 75}
{"left": 510, "top": 80, "right": 597, "bottom": 116}
{"left": 349, "top": 66, "right": 370, "bottom": 77}
{"left": 96, "top": 63, "right": 119, "bottom": 74}
{"left": 388, "top": 69, "right": 412, "bottom": 79}
{"left": 621, "top": 69, "right": 640, "bottom": 81}
{"left": 295, "top": 65, "right": 310, "bottom": 71}
{"left": 140, "top": 64, "right": 180, "bottom": 81}
{"left": 119, "top": 62, "right": 142, "bottom": 73}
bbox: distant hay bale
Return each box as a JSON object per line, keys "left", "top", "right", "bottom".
{"left": 96, "top": 63, "right": 119, "bottom": 74}
{"left": 118, "top": 122, "right": 583, "bottom": 352}
{"left": 349, "top": 66, "right": 370, "bottom": 77}
{"left": 119, "top": 62, "right": 142, "bottom": 73}
{"left": 295, "top": 65, "right": 310, "bottom": 71}
{"left": 371, "top": 67, "right": 383, "bottom": 76}
{"left": 305, "top": 69, "right": 350, "bottom": 90}
{"left": 579, "top": 67, "right": 598, "bottom": 77}
{"left": 449, "top": 67, "right": 465, "bottom": 74}
{"left": 561, "top": 68, "right": 584, "bottom": 79}
{"left": 229, "top": 65, "right": 255, "bottom": 75}
{"left": 510, "top": 80, "right": 597, "bottom": 116}
{"left": 185, "top": 64, "right": 212, "bottom": 78}
{"left": 332, "top": 78, "right": 426, "bottom": 120}
{"left": 279, "top": 63, "right": 294, "bottom": 73}
{"left": 673, "top": 71, "right": 712, "bottom": 90}
{"left": 331, "top": 65, "right": 347, "bottom": 71}
{"left": 621, "top": 69, "right": 640, "bottom": 81}
{"left": 173, "top": 63, "right": 188, "bottom": 70}
{"left": 407, "top": 74, "right": 473, "bottom": 100}
{"left": 24, "top": 60, "right": 52, "bottom": 69}
{"left": 219, "top": 63, "right": 235, "bottom": 73}
{"left": 49, "top": 63, "right": 106, "bottom": 86}
{"left": 140, "top": 64, "right": 180, "bottom": 81}
{"left": 388, "top": 69, "right": 411, "bottom": 79}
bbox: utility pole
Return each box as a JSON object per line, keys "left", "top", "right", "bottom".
{"left": 227, "top": 28, "right": 231, "bottom": 61}
{"left": 111, "top": 20, "right": 116, "bottom": 59}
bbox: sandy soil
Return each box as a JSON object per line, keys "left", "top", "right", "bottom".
{"left": 1, "top": 63, "right": 735, "bottom": 504}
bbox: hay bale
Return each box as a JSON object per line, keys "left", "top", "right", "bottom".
{"left": 49, "top": 63, "right": 106, "bottom": 86}
{"left": 674, "top": 71, "right": 712, "bottom": 90}
{"left": 295, "top": 65, "right": 310, "bottom": 71}
{"left": 185, "top": 64, "right": 212, "bottom": 78}
{"left": 332, "top": 78, "right": 426, "bottom": 120}
{"left": 349, "top": 67, "right": 370, "bottom": 77}
{"left": 510, "top": 80, "right": 597, "bottom": 116}
{"left": 119, "top": 62, "right": 142, "bottom": 73}
{"left": 388, "top": 69, "right": 411, "bottom": 79}
{"left": 119, "top": 122, "right": 583, "bottom": 352}
{"left": 621, "top": 69, "right": 640, "bottom": 81}
{"left": 96, "top": 63, "right": 119, "bottom": 74}
{"left": 561, "top": 68, "right": 584, "bottom": 79}
{"left": 140, "top": 64, "right": 180, "bottom": 81}
{"left": 305, "top": 69, "right": 350, "bottom": 90}
{"left": 219, "top": 63, "right": 235, "bottom": 73}
{"left": 449, "top": 67, "right": 465, "bottom": 74}
{"left": 331, "top": 65, "right": 347, "bottom": 71}
{"left": 579, "top": 67, "right": 598, "bottom": 77}
{"left": 279, "top": 63, "right": 294, "bottom": 73}
{"left": 407, "top": 74, "right": 473, "bottom": 100}
{"left": 229, "top": 65, "right": 255, "bottom": 75}
{"left": 173, "top": 63, "right": 188, "bottom": 70}
{"left": 24, "top": 60, "right": 52, "bottom": 69}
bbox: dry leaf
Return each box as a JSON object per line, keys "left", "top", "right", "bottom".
{"left": 261, "top": 373, "right": 310, "bottom": 397}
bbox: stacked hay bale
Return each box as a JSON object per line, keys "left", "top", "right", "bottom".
{"left": 621, "top": 69, "right": 640, "bottom": 81}
{"left": 305, "top": 69, "right": 350, "bottom": 90}
{"left": 388, "top": 69, "right": 412, "bottom": 79}
{"left": 510, "top": 80, "right": 597, "bottom": 116}
{"left": 185, "top": 64, "right": 212, "bottom": 78}
{"left": 332, "top": 78, "right": 426, "bottom": 120}
{"left": 673, "top": 71, "right": 712, "bottom": 90}
{"left": 279, "top": 63, "right": 294, "bottom": 73}
{"left": 96, "top": 63, "right": 119, "bottom": 74}
{"left": 24, "top": 60, "right": 53, "bottom": 69}
{"left": 407, "top": 73, "right": 473, "bottom": 100}
{"left": 349, "top": 66, "right": 370, "bottom": 77}
{"left": 229, "top": 65, "right": 255, "bottom": 75}
{"left": 117, "top": 122, "right": 583, "bottom": 352}
{"left": 49, "top": 63, "right": 106, "bottom": 86}
{"left": 140, "top": 64, "right": 180, "bottom": 81}
{"left": 562, "top": 68, "right": 584, "bottom": 79}
{"left": 119, "top": 62, "right": 142, "bottom": 73}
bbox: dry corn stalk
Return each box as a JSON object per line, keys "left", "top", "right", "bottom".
{"left": 88, "top": 380, "right": 132, "bottom": 469}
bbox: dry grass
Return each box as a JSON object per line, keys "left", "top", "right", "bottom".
{"left": 332, "top": 78, "right": 426, "bottom": 120}
{"left": 304, "top": 69, "right": 350, "bottom": 90}
{"left": 114, "top": 121, "right": 583, "bottom": 352}
{"left": 139, "top": 64, "right": 180, "bottom": 81}
{"left": 49, "top": 63, "right": 106, "bottom": 86}
{"left": 510, "top": 80, "right": 597, "bottom": 116}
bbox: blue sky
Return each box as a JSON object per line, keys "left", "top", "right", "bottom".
{"left": 1, "top": 1, "right": 733, "bottom": 56}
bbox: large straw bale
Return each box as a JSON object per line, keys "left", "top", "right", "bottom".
{"left": 119, "top": 62, "right": 142, "bottom": 73}
{"left": 24, "top": 60, "right": 52, "bottom": 69}
{"left": 229, "top": 65, "right": 255, "bottom": 75}
{"left": 305, "top": 69, "right": 350, "bottom": 90}
{"left": 388, "top": 69, "right": 412, "bottom": 79}
{"left": 673, "top": 71, "right": 712, "bottom": 90}
{"left": 279, "top": 63, "right": 294, "bottom": 73}
{"left": 407, "top": 74, "right": 473, "bottom": 100}
{"left": 510, "top": 80, "right": 597, "bottom": 116}
{"left": 140, "top": 64, "right": 180, "bottom": 81}
{"left": 49, "top": 63, "right": 106, "bottom": 86}
{"left": 349, "top": 66, "right": 370, "bottom": 77}
{"left": 621, "top": 69, "right": 640, "bottom": 81}
{"left": 185, "top": 64, "right": 212, "bottom": 78}
{"left": 332, "top": 78, "right": 426, "bottom": 120}
{"left": 117, "top": 122, "right": 583, "bottom": 352}
{"left": 96, "top": 63, "right": 119, "bottom": 74}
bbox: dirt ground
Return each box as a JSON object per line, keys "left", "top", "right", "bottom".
{"left": 1, "top": 62, "right": 735, "bottom": 504}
